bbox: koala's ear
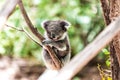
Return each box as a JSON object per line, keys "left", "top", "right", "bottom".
{"left": 41, "top": 20, "right": 50, "bottom": 29}
{"left": 60, "top": 20, "right": 71, "bottom": 29}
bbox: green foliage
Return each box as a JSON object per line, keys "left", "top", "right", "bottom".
{"left": 0, "top": 0, "right": 105, "bottom": 60}
{"left": 73, "top": 77, "right": 80, "bottom": 80}
{"left": 106, "top": 60, "right": 111, "bottom": 67}
{"left": 102, "top": 49, "right": 110, "bottom": 55}
{"left": 102, "top": 48, "right": 111, "bottom": 67}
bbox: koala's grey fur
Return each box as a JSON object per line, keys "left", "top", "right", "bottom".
{"left": 41, "top": 20, "right": 71, "bottom": 70}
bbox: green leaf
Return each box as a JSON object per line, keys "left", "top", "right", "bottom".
{"left": 102, "top": 49, "right": 110, "bottom": 55}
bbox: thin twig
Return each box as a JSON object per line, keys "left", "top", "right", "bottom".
{"left": 5, "top": 24, "right": 24, "bottom": 31}
{"left": 22, "top": 26, "right": 42, "bottom": 47}
{"left": 5, "top": 24, "right": 42, "bottom": 46}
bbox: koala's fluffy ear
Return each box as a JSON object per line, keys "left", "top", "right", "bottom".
{"left": 41, "top": 20, "right": 50, "bottom": 29}
{"left": 60, "top": 20, "right": 71, "bottom": 29}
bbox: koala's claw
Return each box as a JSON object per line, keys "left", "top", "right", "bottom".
{"left": 42, "top": 40, "right": 52, "bottom": 45}
{"left": 42, "top": 40, "right": 47, "bottom": 45}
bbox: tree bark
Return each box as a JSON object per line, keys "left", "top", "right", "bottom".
{"left": 100, "top": 0, "right": 120, "bottom": 80}
{"left": 109, "top": 0, "right": 120, "bottom": 79}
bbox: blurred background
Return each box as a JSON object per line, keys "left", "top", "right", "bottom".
{"left": 0, "top": 0, "right": 110, "bottom": 80}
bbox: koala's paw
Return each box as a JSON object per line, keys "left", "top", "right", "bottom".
{"left": 42, "top": 40, "right": 52, "bottom": 45}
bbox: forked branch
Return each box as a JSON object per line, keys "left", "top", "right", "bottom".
{"left": 5, "top": 24, "right": 41, "bottom": 46}
{"left": 18, "top": 0, "right": 62, "bottom": 69}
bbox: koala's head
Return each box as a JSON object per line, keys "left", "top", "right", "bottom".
{"left": 42, "top": 20, "right": 70, "bottom": 41}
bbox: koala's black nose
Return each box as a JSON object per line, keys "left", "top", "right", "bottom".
{"left": 51, "top": 33, "right": 55, "bottom": 38}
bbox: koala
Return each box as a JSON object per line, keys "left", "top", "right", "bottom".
{"left": 41, "top": 20, "right": 71, "bottom": 70}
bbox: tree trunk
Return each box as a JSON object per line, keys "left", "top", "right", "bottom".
{"left": 109, "top": 1, "right": 120, "bottom": 79}
{"left": 101, "top": 0, "right": 120, "bottom": 80}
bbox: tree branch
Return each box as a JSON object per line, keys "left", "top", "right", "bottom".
{"left": 5, "top": 24, "right": 24, "bottom": 32}
{"left": 18, "top": 0, "right": 62, "bottom": 69}
{"left": 5, "top": 24, "right": 42, "bottom": 46}
{"left": 0, "top": 0, "right": 19, "bottom": 30}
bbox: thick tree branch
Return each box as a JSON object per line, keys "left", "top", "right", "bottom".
{"left": 101, "top": 0, "right": 120, "bottom": 79}
{"left": 0, "top": 0, "right": 19, "bottom": 30}
{"left": 18, "top": 0, "right": 62, "bottom": 69}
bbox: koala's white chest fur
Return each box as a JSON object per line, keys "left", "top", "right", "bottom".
{"left": 44, "top": 32, "right": 67, "bottom": 51}
{"left": 58, "top": 46, "right": 67, "bottom": 51}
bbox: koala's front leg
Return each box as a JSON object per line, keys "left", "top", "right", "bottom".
{"left": 42, "top": 39, "right": 53, "bottom": 45}
{"left": 42, "top": 49, "right": 60, "bottom": 70}
{"left": 42, "top": 39, "right": 65, "bottom": 50}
